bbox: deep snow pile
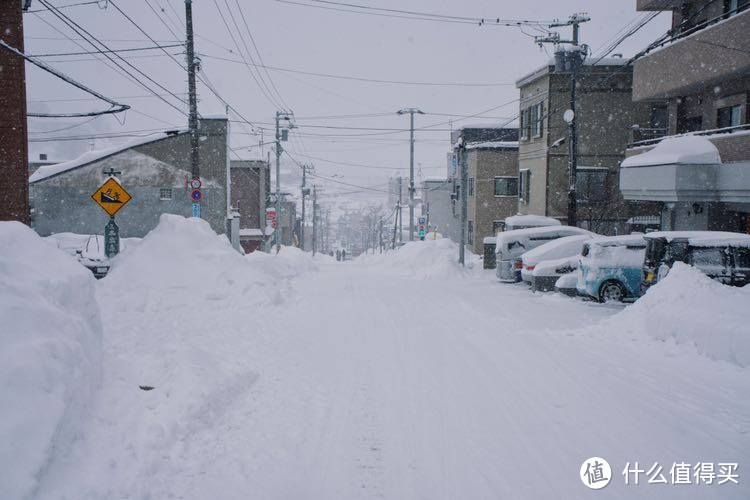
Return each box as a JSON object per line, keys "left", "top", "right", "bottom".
{"left": 607, "top": 263, "right": 750, "bottom": 367}
{"left": 245, "top": 244, "right": 319, "bottom": 280}
{"left": 363, "top": 238, "right": 480, "bottom": 279}
{"left": 105, "top": 214, "right": 312, "bottom": 311}
{"left": 0, "top": 222, "right": 102, "bottom": 500}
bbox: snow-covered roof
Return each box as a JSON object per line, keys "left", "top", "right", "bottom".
{"left": 644, "top": 231, "right": 750, "bottom": 247}
{"left": 505, "top": 214, "right": 562, "bottom": 228}
{"left": 465, "top": 141, "right": 519, "bottom": 150}
{"left": 516, "top": 56, "right": 630, "bottom": 87}
{"left": 589, "top": 234, "right": 647, "bottom": 247}
{"left": 621, "top": 135, "right": 721, "bottom": 168}
{"left": 29, "top": 129, "right": 188, "bottom": 183}
{"left": 423, "top": 176, "right": 448, "bottom": 183}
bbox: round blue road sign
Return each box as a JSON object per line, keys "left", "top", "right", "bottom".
{"left": 191, "top": 189, "right": 202, "bottom": 202}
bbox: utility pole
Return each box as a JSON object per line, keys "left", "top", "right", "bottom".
{"left": 397, "top": 176, "right": 403, "bottom": 243}
{"left": 458, "top": 141, "right": 467, "bottom": 266}
{"left": 185, "top": 0, "right": 199, "bottom": 180}
{"left": 312, "top": 185, "right": 318, "bottom": 256}
{"left": 300, "top": 164, "right": 311, "bottom": 251}
{"left": 0, "top": 1, "right": 30, "bottom": 224}
{"left": 274, "top": 110, "right": 294, "bottom": 252}
{"left": 535, "top": 14, "right": 590, "bottom": 226}
{"left": 397, "top": 108, "right": 424, "bottom": 241}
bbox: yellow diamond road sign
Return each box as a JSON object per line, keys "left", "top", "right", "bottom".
{"left": 91, "top": 177, "right": 132, "bottom": 217}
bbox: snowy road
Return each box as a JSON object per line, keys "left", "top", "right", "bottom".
{"left": 37, "top": 251, "right": 750, "bottom": 500}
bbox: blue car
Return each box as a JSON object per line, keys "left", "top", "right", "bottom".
{"left": 576, "top": 235, "right": 647, "bottom": 303}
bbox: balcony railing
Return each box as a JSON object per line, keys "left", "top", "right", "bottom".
{"left": 629, "top": 123, "right": 750, "bottom": 148}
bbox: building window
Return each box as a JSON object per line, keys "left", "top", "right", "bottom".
{"left": 159, "top": 188, "right": 173, "bottom": 200}
{"left": 519, "top": 169, "right": 531, "bottom": 202}
{"left": 520, "top": 108, "right": 530, "bottom": 140}
{"left": 494, "top": 176, "right": 518, "bottom": 197}
{"left": 576, "top": 167, "right": 608, "bottom": 203}
{"left": 468, "top": 177, "right": 475, "bottom": 197}
{"left": 493, "top": 220, "right": 505, "bottom": 233}
{"left": 531, "top": 102, "right": 543, "bottom": 138}
{"left": 717, "top": 104, "right": 743, "bottom": 129}
{"left": 677, "top": 116, "right": 702, "bottom": 134}
{"left": 467, "top": 220, "right": 474, "bottom": 245}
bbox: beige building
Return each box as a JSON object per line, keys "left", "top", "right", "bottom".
{"left": 449, "top": 127, "right": 519, "bottom": 254}
{"left": 465, "top": 143, "right": 519, "bottom": 253}
{"left": 515, "top": 57, "right": 659, "bottom": 234}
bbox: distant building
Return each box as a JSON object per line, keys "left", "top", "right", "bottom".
{"left": 450, "top": 126, "right": 519, "bottom": 254}
{"left": 30, "top": 118, "right": 229, "bottom": 238}
{"left": 515, "top": 56, "right": 660, "bottom": 234}
{"left": 621, "top": 0, "right": 750, "bottom": 232}
{"left": 230, "top": 160, "right": 269, "bottom": 253}
{"left": 421, "top": 177, "right": 458, "bottom": 241}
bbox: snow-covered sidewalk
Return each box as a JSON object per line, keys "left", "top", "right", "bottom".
{"left": 3, "top": 218, "right": 749, "bottom": 499}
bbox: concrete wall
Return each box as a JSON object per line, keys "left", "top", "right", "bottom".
{"left": 633, "top": 9, "right": 750, "bottom": 101}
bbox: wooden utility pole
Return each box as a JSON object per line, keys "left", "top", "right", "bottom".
{"left": 534, "top": 14, "right": 590, "bottom": 226}
{"left": 185, "top": 0, "right": 199, "bottom": 180}
{"left": 0, "top": 1, "right": 30, "bottom": 224}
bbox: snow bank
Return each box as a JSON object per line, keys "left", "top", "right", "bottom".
{"left": 245, "top": 244, "right": 319, "bottom": 280}
{"left": 366, "top": 238, "right": 479, "bottom": 279}
{"left": 609, "top": 263, "right": 750, "bottom": 367}
{"left": 106, "top": 215, "right": 318, "bottom": 311}
{"left": 0, "top": 222, "right": 102, "bottom": 500}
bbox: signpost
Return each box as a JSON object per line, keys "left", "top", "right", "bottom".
{"left": 189, "top": 177, "right": 202, "bottom": 219}
{"left": 418, "top": 215, "right": 427, "bottom": 239}
{"left": 91, "top": 170, "right": 132, "bottom": 258}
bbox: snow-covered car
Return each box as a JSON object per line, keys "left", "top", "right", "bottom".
{"left": 641, "top": 231, "right": 750, "bottom": 292}
{"left": 554, "top": 272, "right": 579, "bottom": 297}
{"left": 576, "top": 235, "right": 647, "bottom": 303}
{"left": 76, "top": 235, "right": 111, "bottom": 279}
{"left": 520, "top": 234, "right": 594, "bottom": 288}
{"left": 495, "top": 226, "right": 593, "bottom": 282}
{"left": 503, "top": 214, "right": 562, "bottom": 232}
{"left": 530, "top": 256, "right": 579, "bottom": 293}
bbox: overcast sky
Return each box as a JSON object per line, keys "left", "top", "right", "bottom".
{"left": 23, "top": 0, "right": 670, "bottom": 208}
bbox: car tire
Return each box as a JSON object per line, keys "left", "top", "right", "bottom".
{"left": 598, "top": 280, "right": 626, "bottom": 303}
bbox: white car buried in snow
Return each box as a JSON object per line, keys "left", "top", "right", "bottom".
{"left": 520, "top": 234, "right": 594, "bottom": 290}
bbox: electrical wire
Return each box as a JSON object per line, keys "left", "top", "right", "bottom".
{"left": 0, "top": 39, "right": 129, "bottom": 117}
{"left": 198, "top": 52, "right": 516, "bottom": 87}
{"left": 38, "top": 0, "right": 189, "bottom": 116}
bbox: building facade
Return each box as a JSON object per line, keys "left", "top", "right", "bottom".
{"left": 30, "top": 118, "right": 229, "bottom": 238}
{"left": 622, "top": 0, "right": 750, "bottom": 232}
{"left": 421, "top": 178, "right": 458, "bottom": 241}
{"left": 230, "top": 159, "right": 269, "bottom": 253}
{"left": 446, "top": 127, "right": 520, "bottom": 253}
{"left": 516, "top": 57, "right": 660, "bottom": 234}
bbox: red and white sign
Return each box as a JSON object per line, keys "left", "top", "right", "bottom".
{"left": 266, "top": 208, "right": 277, "bottom": 229}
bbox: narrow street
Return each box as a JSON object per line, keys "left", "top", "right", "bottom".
{"left": 36, "top": 252, "right": 750, "bottom": 500}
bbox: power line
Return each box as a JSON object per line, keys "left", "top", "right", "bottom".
{"left": 212, "top": 0, "right": 285, "bottom": 110}
{"left": 24, "top": 0, "right": 105, "bottom": 14}
{"left": 28, "top": 43, "right": 184, "bottom": 57}
{"left": 198, "top": 52, "right": 516, "bottom": 87}
{"left": 277, "top": 0, "right": 552, "bottom": 28}
{"left": 0, "top": 38, "right": 129, "bottom": 117}
{"left": 38, "top": 0, "right": 189, "bottom": 116}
